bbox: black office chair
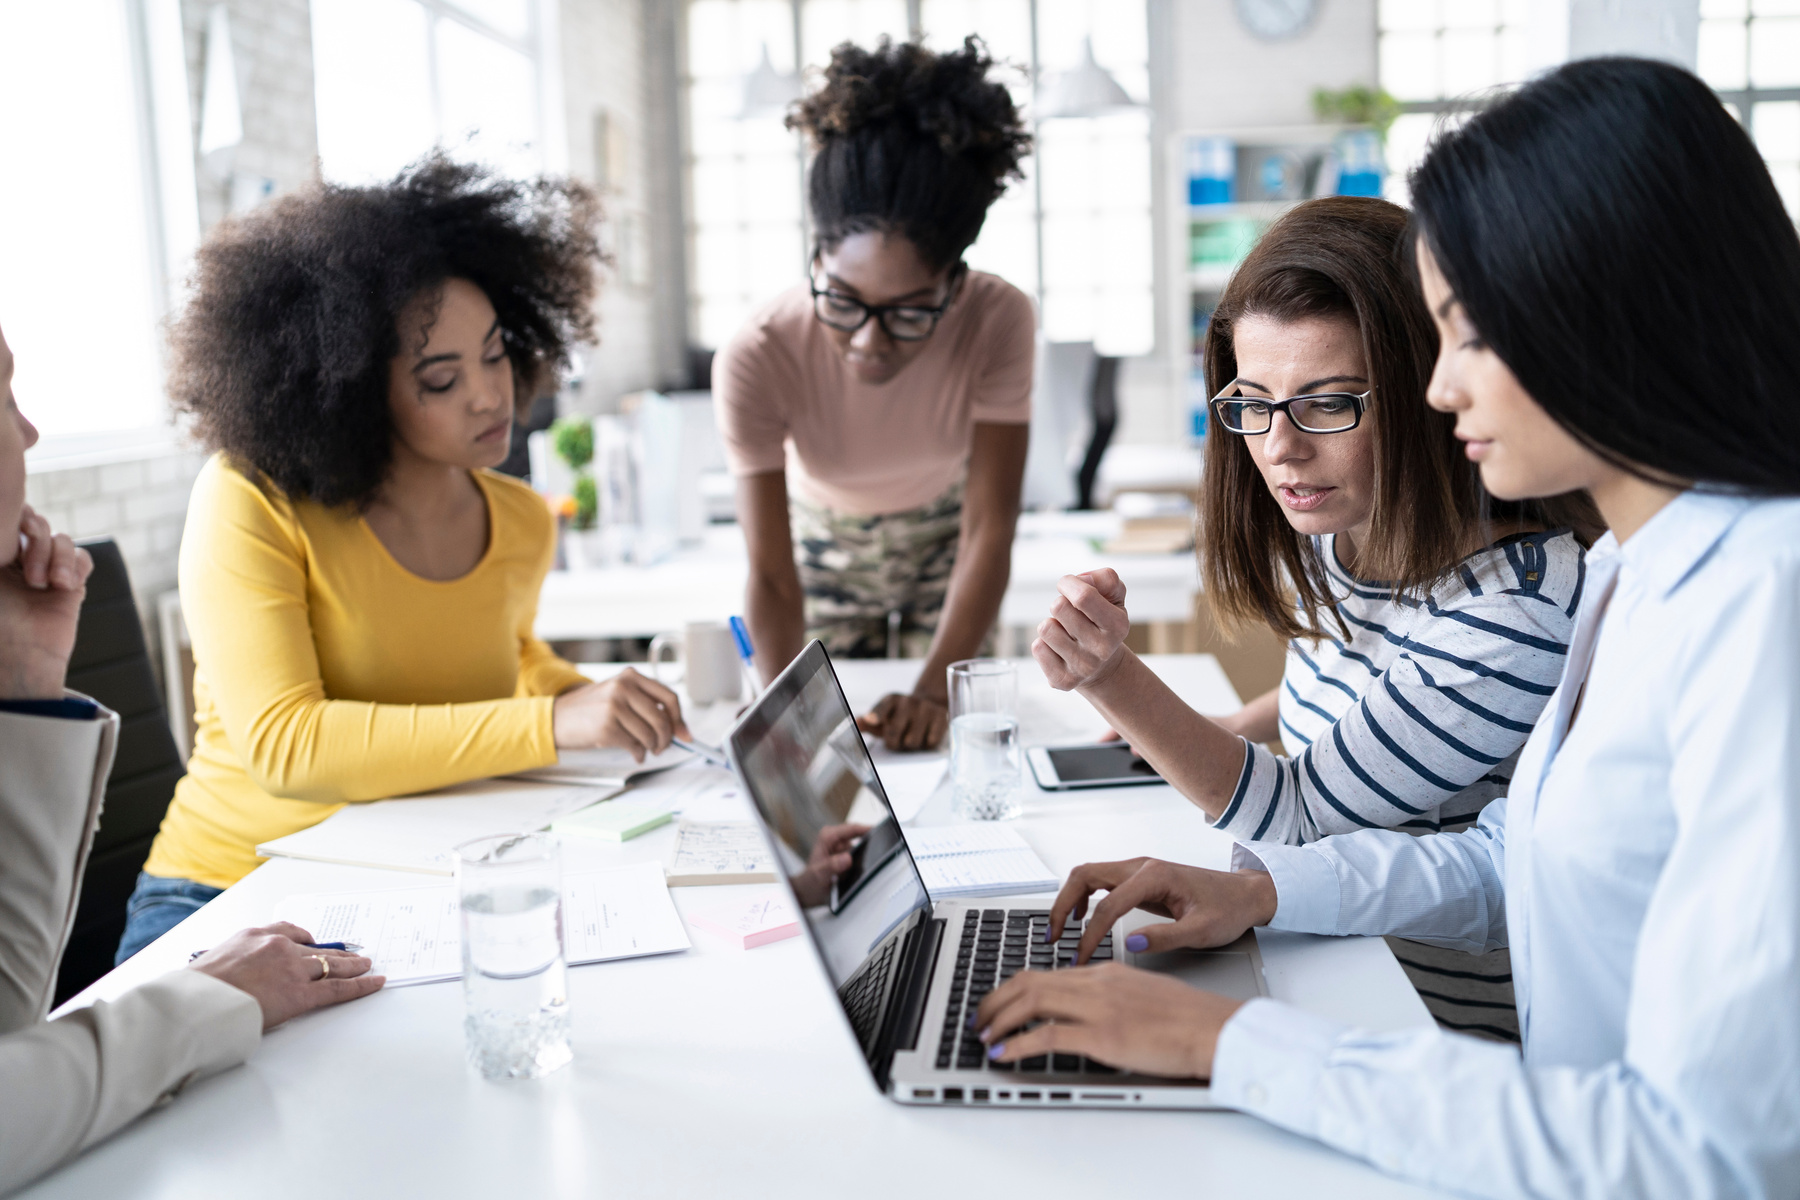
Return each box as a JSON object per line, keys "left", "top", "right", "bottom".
{"left": 53, "top": 539, "right": 187, "bottom": 1004}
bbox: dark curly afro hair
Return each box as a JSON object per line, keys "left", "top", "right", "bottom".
{"left": 787, "top": 36, "right": 1031, "bottom": 271}
{"left": 169, "top": 154, "right": 603, "bottom": 510}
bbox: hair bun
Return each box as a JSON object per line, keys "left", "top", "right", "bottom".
{"left": 789, "top": 36, "right": 1028, "bottom": 195}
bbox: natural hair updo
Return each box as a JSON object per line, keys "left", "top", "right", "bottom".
{"left": 787, "top": 36, "right": 1031, "bottom": 270}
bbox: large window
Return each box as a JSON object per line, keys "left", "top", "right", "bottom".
{"left": 1698, "top": 0, "right": 1800, "bottom": 217}
{"left": 683, "top": 0, "right": 1154, "bottom": 356}
{"left": 311, "top": 0, "right": 548, "bottom": 184}
{"left": 0, "top": 2, "right": 169, "bottom": 439}
{"left": 1377, "top": 0, "right": 1528, "bottom": 204}
{"left": 1378, "top": 0, "right": 1800, "bottom": 220}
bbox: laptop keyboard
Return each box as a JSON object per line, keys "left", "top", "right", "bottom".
{"left": 935, "top": 908, "right": 1118, "bottom": 1075}
{"left": 840, "top": 935, "right": 900, "bottom": 1050}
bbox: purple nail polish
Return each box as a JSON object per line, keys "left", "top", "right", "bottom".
{"left": 1126, "top": 933, "right": 1149, "bottom": 952}
{"left": 987, "top": 1042, "right": 1005, "bottom": 1060}
{"left": 965, "top": 1011, "right": 977, "bottom": 1027}
{"left": 1043, "top": 929, "right": 1054, "bottom": 944}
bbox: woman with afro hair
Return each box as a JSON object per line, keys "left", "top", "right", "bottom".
{"left": 714, "top": 36, "right": 1035, "bottom": 752}
{"left": 119, "top": 156, "right": 690, "bottom": 961}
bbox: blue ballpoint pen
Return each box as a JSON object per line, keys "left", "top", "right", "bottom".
{"left": 671, "top": 736, "right": 729, "bottom": 768}
{"left": 188, "top": 940, "right": 361, "bottom": 962}
{"left": 728, "top": 615, "right": 761, "bottom": 696}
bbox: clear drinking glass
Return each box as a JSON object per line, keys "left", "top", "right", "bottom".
{"left": 455, "top": 832, "right": 572, "bottom": 1080}
{"left": 947, "top": 658, "right": 1023, "bottom": 821}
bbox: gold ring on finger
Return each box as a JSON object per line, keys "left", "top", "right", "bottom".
{"left": 311, "top": 954, "right": 330, "bottom": 980}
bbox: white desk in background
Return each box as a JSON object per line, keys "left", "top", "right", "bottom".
{"left": 534, "top": 510, "right": 1200, "bottom": 643}
{"left": 29, "top": 657, "right": 1441, "bottom": 1200}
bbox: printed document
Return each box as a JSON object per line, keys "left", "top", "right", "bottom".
{"left": 273, "top": 861, "right": 690, "bottom": 986}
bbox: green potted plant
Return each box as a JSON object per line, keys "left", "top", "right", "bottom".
{"left": 1311, "top": 85, "right": 1401, "bottom": 198}
{"left": 550, "top": 415, "right": 598, "bottom": 567}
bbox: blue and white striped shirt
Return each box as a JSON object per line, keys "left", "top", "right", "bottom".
{"left": 1213, "top": 530, "right": 1585, "bottom": 845}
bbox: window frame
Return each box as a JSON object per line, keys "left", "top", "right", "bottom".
{"left": 311, "top": 0, "right": 559, "bottom": 187}
{"left": 15, "top": 0, "right": 197, "bottom": 457}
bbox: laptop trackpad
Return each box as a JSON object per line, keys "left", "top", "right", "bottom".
{"left": 1131, "top": 942, "right": 1264, "bottom": 1000}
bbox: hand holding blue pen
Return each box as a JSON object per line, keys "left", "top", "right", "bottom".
{"left": 189, "top": 940, "right": 361, "bottom": 962}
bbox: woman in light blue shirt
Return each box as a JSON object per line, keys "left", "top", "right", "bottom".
{"left": 973, "top": 58, "right": 1800, "bottom": 1198}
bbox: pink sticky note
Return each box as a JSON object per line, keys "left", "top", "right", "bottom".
{"left": 690, "top": 894, "right": 799, "bottom": 949}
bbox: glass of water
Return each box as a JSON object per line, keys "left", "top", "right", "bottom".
{"left": 454, "top": 832, "right": 572, "bottom": 1080}
{"left": 947, "top": 658, "right": 1023, "bottom": 821}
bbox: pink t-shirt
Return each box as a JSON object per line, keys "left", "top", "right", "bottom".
{"left": 712, "top": 270, "right": 1035, "bottom": 516}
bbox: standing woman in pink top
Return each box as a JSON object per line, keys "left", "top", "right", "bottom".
{"left": 713, "top": 37, "right": 1036, "bottom": 751}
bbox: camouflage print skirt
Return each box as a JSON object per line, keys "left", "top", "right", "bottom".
{"left": 790, "top": 479, "right": 966, "bottom": 660}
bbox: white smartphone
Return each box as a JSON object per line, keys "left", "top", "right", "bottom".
{"left": 1027, "top": 743, "right": 1166, "bottom": 790}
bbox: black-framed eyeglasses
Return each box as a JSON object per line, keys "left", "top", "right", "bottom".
{"left": 1209, "top": 386, "right": 1373, "bottom": 435}
{"left": 809, "top": 262, "right": 967, "bottom": 341}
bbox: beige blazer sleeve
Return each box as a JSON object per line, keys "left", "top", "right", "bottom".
{"left": 0, "top": 971, "right": 261, "bottom": 1194}
{"left": 0, "top": 702, "right": 115, "bottom": 1029}
{"left": 0, "top": 703, "right": 262, "bottom": 1195}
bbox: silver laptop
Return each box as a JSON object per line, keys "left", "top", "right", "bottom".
{"left": 726, "top": 640, "right": 1268, "bottom": 1109}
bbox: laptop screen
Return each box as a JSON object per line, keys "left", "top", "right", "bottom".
{"left": 728, "top": 642, "right": 933, "bottom": 1076}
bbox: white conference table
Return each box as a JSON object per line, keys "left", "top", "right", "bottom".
{"left": 31, "top": 657, "right": 1442, "bottom": 1200}
{"left": 535, "top": 510, "right": 1201, "bottom": 642}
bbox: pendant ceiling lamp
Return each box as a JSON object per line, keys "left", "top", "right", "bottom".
{"left": 1036, "top": 37, "right": 1138, "bottom": 120}
{"left": 739, "top": 43, "right": 801, "bottom": 119}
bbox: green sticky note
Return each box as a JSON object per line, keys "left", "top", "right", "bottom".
{"left": 552, "top": 800, "right": 674, "bottom": 842}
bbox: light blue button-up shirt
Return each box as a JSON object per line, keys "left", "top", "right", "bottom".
{"left": 1211, "top": 492, "right": 1800, "bottom": 1198}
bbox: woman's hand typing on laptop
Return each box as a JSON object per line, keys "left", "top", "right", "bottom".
{"left": 1048, "top": 857, "right": 1278, "bottom": 965}
{"left": 972, "top": 963, "right": 1246, "bottom": 1079}
{"left": 968, "top": 858, "right": 1277, "bottom": 1078}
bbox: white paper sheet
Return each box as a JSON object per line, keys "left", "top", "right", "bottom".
{"left": 622, "top": 765, "right": 750, "bottom": 823}
{"left": 872, "top": 758, "right": 948, "bottom": 823}
{"left": 273, "top": 862, "right": 690, "bottom": 986}
{"left": 256, "top": 780, "right": 620, "bottom": 875}
{"left": 506, "top": 744, "right": 693, "bottom": 786}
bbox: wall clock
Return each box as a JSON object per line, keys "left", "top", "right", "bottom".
{"left": 1234, "top": 0, "right": 1320, "bottom": 42}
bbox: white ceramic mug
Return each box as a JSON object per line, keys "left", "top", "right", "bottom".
{"left": 648, "top": 621, "right": 742, "bottom": 705}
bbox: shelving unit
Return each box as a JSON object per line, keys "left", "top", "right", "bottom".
{"left": 1163, "top": 124, "right": 1363, "bottom": 441}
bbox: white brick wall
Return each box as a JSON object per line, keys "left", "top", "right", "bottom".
{"left": 561, "top": 0, "right": 668, "bottom": 412}
{"left": 25, "top": 447, "right": 209, "bottom": 684}
{"left": 183, "top": 0, "right": 320, "bottom": 232}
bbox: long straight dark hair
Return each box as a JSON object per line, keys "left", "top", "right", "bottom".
{"left": 1200, "top": 196, "right": 1592, "bottom": 642}
{"left": 1409, "top": 57, "right": 1800, "bottom": 494}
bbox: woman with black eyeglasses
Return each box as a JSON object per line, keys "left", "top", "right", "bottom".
{"left": 713, "top": 37, "right": 1034, "bottom": 752}
{"left": 1033, "top": 196, "right": 1596, "bottom": 1038}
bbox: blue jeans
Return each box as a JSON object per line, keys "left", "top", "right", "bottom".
{"left": 115, "top": 872, "right": 224, "bottom": 965}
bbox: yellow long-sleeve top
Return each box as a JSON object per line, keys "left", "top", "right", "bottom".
{"left": 143, "top": 455, "right": 589, "bottom": 888}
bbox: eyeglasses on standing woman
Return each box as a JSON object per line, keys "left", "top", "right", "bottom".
{"left": 809, "top": 261, "right": 968, "bottom": 341}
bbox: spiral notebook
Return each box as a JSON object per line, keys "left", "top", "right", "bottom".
{"left": 903, "top": 824, "right": 1060, "bottom": 899}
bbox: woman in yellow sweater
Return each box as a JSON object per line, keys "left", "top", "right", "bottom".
{"left": 119, "top": 157, "right": 686, "bottom": 961}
